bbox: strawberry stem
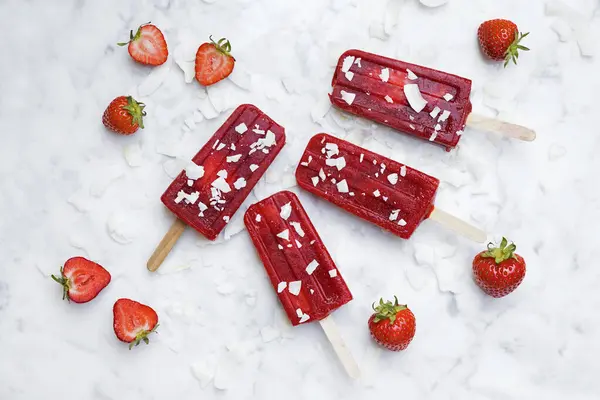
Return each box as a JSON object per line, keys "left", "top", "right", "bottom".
{"left": 51, "top": 266, "right": 71, "bottom": 302}
{"left": 128, "top": 324, "right": 160, "bottom": 350}
{"left": 481, "top": 237, "right": 517, "bottom": 264}
{"left": 372, "top": 296, "right": 407, "bottom": 325}
{"left": 122, "top": 96, "right": 146, "bottom": 129}
{"left": 117, "top": 22, "right": 152, "bottom": 46}
{"left": 504, "top": 30, "right": 530, "bottom": 68}
{"left": 209, "top": 35, "right": 232, "bottom": 56}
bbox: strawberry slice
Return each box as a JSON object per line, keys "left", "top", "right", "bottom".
{"left": 113, "top": 298, "right": 159, "bottom": 350}
{"left": 118, "top": 23, "right": 168, "bottom": 66}
{"left": 51, "top": 257, "right": 111, "bottom": 303}
{"left": 195, "top": 36, "right": 235, "bottom": 86}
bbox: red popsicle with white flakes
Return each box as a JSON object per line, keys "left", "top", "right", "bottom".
{"left": 244, "top": 191, "right": 359, "bottom": 378}
{"left": 147, "top": 104, "right": 286, "bottom": 271}
{"left": 295, "top": 134, "right": 487, "bottom": 242}
{"left": 330, "top": 50, "right": 535, "bottom": 151}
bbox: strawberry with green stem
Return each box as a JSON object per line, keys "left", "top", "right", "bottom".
{"left": 472, "top": 237, "right": 526, "bottom": 298}
{"left": 51, "top": 257, "right": 111, "bottom": 303}
{"left": 477, "top": 19, "right": 530, "bottom": 67}
{"left": 368, "top": 296, "right": 416, "bottom": 351}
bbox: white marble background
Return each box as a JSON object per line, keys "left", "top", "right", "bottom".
{"left": 1, "top": 0, "right": 599, "bottom": 398}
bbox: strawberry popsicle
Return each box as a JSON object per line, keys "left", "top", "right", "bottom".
{"left": 244, "top": 191, "right": 359, "bottom": 378}
{"left": 295, "top": 134, "right": 486, "bottom": 242}
{"left": 330, "top": 50, "right": 535, "bottom": 150}
{"left": 147, "top": 104, "right": 286, "bottom": 271}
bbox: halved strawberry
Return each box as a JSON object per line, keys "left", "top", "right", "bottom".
{"left": 51, "top": 257, "right": 111, "bottom": 303}
{"left": 118, "top": 23, "right": 168, "bottom": 66}
{"left": 195, "top": 36, "right": 235, "bottom": 86}
{"left": 113, "top": 298, "right": 159, "bottom": 350}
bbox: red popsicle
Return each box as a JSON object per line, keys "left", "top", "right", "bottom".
{"left": 330, "top": 50, "right": 535, "bottom": 151}
{"left": 244, "top": 190, "right": 358, "bottom": 378}
{"left": 295, "top": 134, "right": 486, "bottom": 242}
{"left": 147, "top": 104, "right": 286, "bottom": 271}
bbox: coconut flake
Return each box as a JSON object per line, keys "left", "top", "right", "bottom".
{"left": 290, "top": 221, "right": 305, "bottom": 237}
{"left": 216, "top": 143, "right": 226, "bottom": 151}
{"left": 345, "top": 71, "right": 354, "bottom": 81}
{"left": 329, "top": 269, "right": 338, "bottom": 278}
{"left": 429, "top": 131, "right": 438, "bottom": 141}
{"left": 435, "top": 124, "right": 442, "bottom": 131}
{"left": 456, "top": 130, "right": 463, "bottom": 136}
{"left": 288, "top": 281, "right": 301, "bottom": 296}
{"left": 387, "top": 173, "right": 399, "bottom": 185}
{"left": 235, "top": 123, "right": 248, "bottom": 134}
{"left": 373, "top": 189, "right": 381, "bottom": 197}
{"left": 409, "top": 124, "right": 416, "bottom": 129}
{"left": 342, "top": 56, "right": 355, "bottom": 73}
{"left": 306, "top": 260, "right": 319, "bottom": 275}
{"left": 278, "top": 244, "right": 284, "bottom": 250}
{"left": 296, "top": 308, "right": 303, "bottom": 318}
{"left": 185, "top": 162, "right": 205, "bottom": 180}
{"left": 249, "top": 164, "right": 259, "bottom": 172}
{"left": 211, "top": 177, "right": 231, "bottom": 193}
{"left": 443, "top": 93, "right": 454, "bottom": 101}
{"left": 398, "top": 219, "right": 407, "bottom": 226}
{"left": 311, "top": 176, "right": 319, "bottom": 186}
{"left": 223, "top": 216, "right": 230, "bottom": 223}
{"left": 319, "top": 168, "right": 326, "bottom": 181}
{"left": 277, "top": 229, "right": 290, "bottom": 241}
{"left": 400, "top": 165, "right": 407, "bottom": 177}
{"left": 255, "top": 214, "right": 262, "bottom": 222}
{"left": 407, "top": 69, "right": 418, "bottom": 80}
{"left": 340, "top": 90, "right": 356, "bottom": 105}
{"left": 277, "top": 282, "right": 287, "bottom": 293}
{"left": 280, "top": 202, "right": 292, "bottom": 220}
{"left": 198, "top": 201, "right": 208, "bottom": 216}
{"left": 380, "top": 68, "right": 390, "bottom": 82}
{"left": 233, "top": 178, "right": 247, "bottom": 190}
{"left": 295, "top": 239, "right": 302, "bottom": 248}
{"left": 226, "top": 154, "right": 242, "bottom": 163}
{"left": 336, "top": 179, "right": 349, "bottom": 193}
{"left": 438, "top": 110, "right": 451, "bottom": 122}
{"left": 404, "top": 84, "right": 428, "bottom": 112}
{"left": 430, "top": 107, "right": 441, "bottom": 119}
{"left": 385, "top": 95, "right": 394, "bottom": 103}
{"left": 360, "top": 153, "right": 364, "bottom": 163}
{"left": 389, "top": 209, "right": 400, "bottom": 221}
{"left": 299, "top": 314, "right": 310, "bottom": 323}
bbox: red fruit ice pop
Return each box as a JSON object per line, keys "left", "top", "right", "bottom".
{"left": 330, "top": 50, "right": 535, "bottom": 151}
{"left": 244, "top": 191, "right": 359, "bottom": 378}
{"left": 147, "top": 104, "right": 286, "bottom": 272}
{"left": 295, "top": 134, "right": 487, "bottom": 242}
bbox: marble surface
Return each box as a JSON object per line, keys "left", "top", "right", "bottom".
{"left": 1, "top": 0, "right": 599, "bottom": 398}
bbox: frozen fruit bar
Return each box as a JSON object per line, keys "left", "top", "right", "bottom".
{"left": 295, "top": 133, "right": 439, "bottom": 239}
{"left": 161, "top": 104, "right": 286, "bottom": 240}
{"left": 244, "top": 191, "right": 352, "bottom": 326}
{"left": 330, "top": 49, "right": 472, "bottom": 150}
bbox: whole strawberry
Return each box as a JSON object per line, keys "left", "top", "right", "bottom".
{"left": 113, "top": 298, "right": 159, "bottom": 350}
{"left": 103, "top": 96, "right": 146, "bottom": 135}
{"left": 368, "top": 297, "right": 416, "bottom": 351}
{"left": 478, "top": 19, "right": 530, "bottom": 67}
{"left": 473, "top": 237, "right": 526, "bottom": 298}
{"left": 118, "top": 23, "right": 168, "bottom": 66}
{"left": 51, "top": 257, "right": 111, "bottom": 303}
{"left": 195, "top": 36, "right": 236, "bottom": 86}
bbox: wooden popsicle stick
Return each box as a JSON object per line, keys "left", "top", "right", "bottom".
{"left": 147, "top": 219, "right": 187, "bottom": 272}
{"left": 466, "top": 114, "right": 536, "bottom": 142}
{"left": 319, "top": 315, "right": 361, "bottom": 379}
{"left": 429, "top": 208, "right": 487, "bottom": 243}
